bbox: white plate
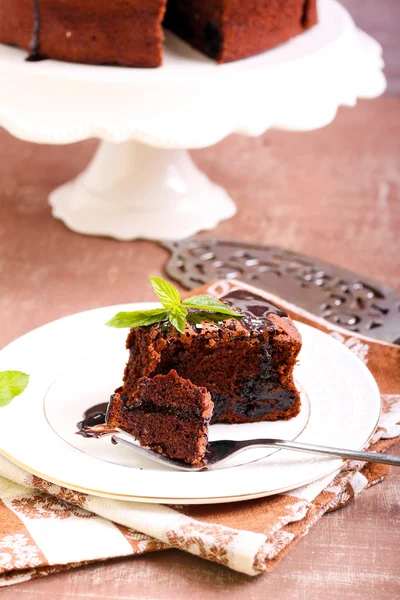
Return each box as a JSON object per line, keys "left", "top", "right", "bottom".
{"left": 0, "top": 303, "right": 380, "bottom": 504}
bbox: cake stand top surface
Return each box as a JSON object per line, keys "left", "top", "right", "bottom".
{"left": 0, "top": 0, "right": 386, "bottom": 147}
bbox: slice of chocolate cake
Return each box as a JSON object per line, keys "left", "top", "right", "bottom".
{"left": 108, "top": 288, "right": 301, "bottom": 434}
{"left": 107, "top": 369, "right": 213, "bottom": 466}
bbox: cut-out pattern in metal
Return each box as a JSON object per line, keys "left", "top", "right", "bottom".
{"left": 162, "top": 239, "right": 400, "bottom": 344}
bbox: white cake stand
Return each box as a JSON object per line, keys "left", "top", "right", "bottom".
{"left": 0, "top": 0, "right": 386, "bottom": 240}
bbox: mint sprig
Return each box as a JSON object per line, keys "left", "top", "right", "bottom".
{"left": 106, "top": 277, "right": 243, "bottom": 334}
{"left": 0, "top": 371, "right": 29, "bottom": 407}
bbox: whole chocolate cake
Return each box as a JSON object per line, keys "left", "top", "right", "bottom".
{"left": 0, "top": 1, "right": 317, "bottom": 67}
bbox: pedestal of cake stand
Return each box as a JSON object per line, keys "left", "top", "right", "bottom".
{"left": 0, "top": 0, "right": 386, "bottom": 241}
{"left": 49, "top": 141, "right": 235, "bottom": 241}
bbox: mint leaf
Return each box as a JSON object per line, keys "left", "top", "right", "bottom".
{"left": 169, "top": 306, "right": 188, "bottom": 334}
{"left": 182, "top": 295, "right": 243, "bottom": 317}
{"left": 106, "top": 308, "right": 169, "bottom": 328}
{"left": 187, "top": 312, "right": 236, "bottom": 325}
{"left": 107, "top": 277, "right": 243, "bottom": 332}
{"left": 0, "top": 371, "right": 29, "bottom": 407}
{"left": 150, "top": 277, "right": 180, "bottom": 309}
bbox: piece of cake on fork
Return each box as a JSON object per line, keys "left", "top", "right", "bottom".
{"left": 109, "top": 370, "right": 213, "bottom": 466}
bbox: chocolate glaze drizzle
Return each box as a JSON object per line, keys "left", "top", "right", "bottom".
{"left": 26, "top": 0, "right": 44, "bottom": 62}
{"left": 76, "top": 402, "right": 114, "bottom": 438}
{"left": 221, "top": 289, "right": 287, "bottom": 333}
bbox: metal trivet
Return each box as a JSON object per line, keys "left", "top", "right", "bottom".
{"left": 162, "top": 239, "right": 400, "bottom": 344}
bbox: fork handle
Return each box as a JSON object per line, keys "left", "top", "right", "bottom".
{"left": 247, "top": 439, "right": 400, "bottom": 466}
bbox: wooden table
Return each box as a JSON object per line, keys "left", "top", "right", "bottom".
{"left": 1, "top": 98, "right": 399, "bottom": 599}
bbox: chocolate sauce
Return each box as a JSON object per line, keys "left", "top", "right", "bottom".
{"left": 26, "top": 0, "right": 44, "bottom": 62}
{"left": 210, "top": 291, "right": 292, "bottom": 415}
{"left": 123, "top": 398, "right": 202, "bottom": 420}
{"left": 209, "top": 345, "right": 296, "bottom": 423}
{"left": 76, "top": 402, "right": 114, "bottom": 438}
{"left": 221, "top": 289, "right": 287, "bottom": 333}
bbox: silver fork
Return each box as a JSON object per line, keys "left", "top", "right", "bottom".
{"left": 111, "top": 430, "right": 400, "bottom": 472}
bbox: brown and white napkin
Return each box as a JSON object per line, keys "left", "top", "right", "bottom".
{"left": 0, "top": 280, "right": 399, "bottom": 586}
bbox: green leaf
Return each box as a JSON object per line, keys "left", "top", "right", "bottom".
{"left": 149, "top": 277, "right": 180, "bottom": 309}
{"left": 182, "top": 295, "right": 243, "bottom": 317}
{"left": 106, "top": 308, "right": 169, "bottom": 328}
{"left": 169, "top": 306, "right": 188, "bottom": 334}
{"left": 0, "top": 371, "right": 29, "bottom": 407}
{"left": 106, "top": 278, "right": 243, "bottom": 333}
{"left": 187, "top": 312, "right": 237, "bottom": 325}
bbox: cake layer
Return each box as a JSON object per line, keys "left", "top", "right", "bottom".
{"left": 107, "top": 370, "right": 213, "bottom": 465}
{"left": 123, "top": 290, "right": 302, "bottom": 424}
{"left": 0, "top": 0, "right": 167, "bottom": 67}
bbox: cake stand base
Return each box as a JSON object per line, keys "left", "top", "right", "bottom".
{"left": 49, "top": 140, "right": 236, "bottom": 241}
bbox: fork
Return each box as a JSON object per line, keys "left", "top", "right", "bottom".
{"left": 111, "top": 430, "right": 400, "bottom": 472}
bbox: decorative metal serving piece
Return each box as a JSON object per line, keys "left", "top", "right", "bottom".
{"left": 162, "top": 239, "right": 400, "bottom": 344}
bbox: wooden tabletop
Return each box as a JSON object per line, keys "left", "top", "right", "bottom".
{"left": 1, "top": 98, "right": 399, "bottom": 599}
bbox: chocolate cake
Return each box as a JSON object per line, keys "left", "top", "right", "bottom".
{"left": 107, "top": 370, "right": 213, "bottom": 465}
{"left": 108, "top": 289, "right": 301, "bottom": 453}
{"left": 0, "top": 1, "right": 317, "bottom": 67}
{"left": 0, "top": 0, "right": 168, "bottom": 67}
{"left": 164, "top": 0, "right": 318, "bottom": 64}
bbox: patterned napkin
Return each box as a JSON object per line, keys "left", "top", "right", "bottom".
{"left": 0, "top": 280, "right": 399, "bottom": 586}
